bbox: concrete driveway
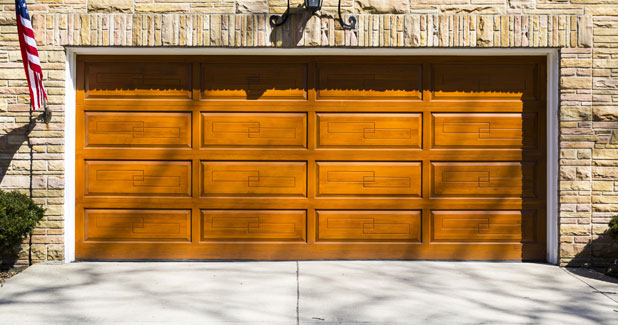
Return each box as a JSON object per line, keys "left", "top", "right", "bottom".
{"left": 0, "top": 262, "right": 616, "bottom": 324}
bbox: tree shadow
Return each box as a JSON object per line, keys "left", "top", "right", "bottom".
{"left": 0, "top": 122, "right": 35, "bottom": 185}
{"left": 0, "top": 262, "right": 298, "bottom": 323}
{"left": 567, "top": 264, "right": 618, "bottom": 284}
{"left": 1, "top": 262, "right": 617, "bottom": 323}
{"left": 75, "top": 55, "right": 554, "bottom": 264}
{"left": 267, "top": 10, "right": 315, "bottom": 48}
{"left": 566, "top": 232, "right": 618, "bottom": 278}
{"left": 296, "top": 261, "right": 618, "bottom": 323}
{"left": 0, "top": 120, "right": 37, "bottom": 267}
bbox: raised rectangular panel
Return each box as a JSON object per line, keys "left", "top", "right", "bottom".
{"left": 84, "top": 209, "right": 191, "bottom": 242}
{"left": 202, "top": 161, "right": 307, "bottom": 197}
{"left": 431, "top": 162, "right": 536, "bottom": 198}
{"left": 317, "top": 162, "right": 422, "bottom": 197}
{"left": 202, "top": 113, "right": 307, "bottom": 148}
{"left": 317, "top": 64, "right": 422, "bottom": 100}
{"left": 85, "top": 112, "right": 192, "bottom": 148}
{"left": 201, "top": 63, "right": 307, "bottom": 100}
{"left": 201, "top": 210, "right": 306, "bottom": 241}
{"left": 316, "top": 210, "right": 421, "bottom": 242}
{"left": 431, "top": 64, "right": 538, "bottom": 101}
{"left": 317, "top": 113, "right": 422, "bottom": 148}
{"left": 432, "top": 210, "right": 536, "bottom": 242}
{"left": 432, "top": 113, "right": 537, "bottom": 149}
{"left": 84, "top": 62, "right": 192, "bottom": 100}
{"left": 85, "top": 161, "right": 192, "bottom": 197}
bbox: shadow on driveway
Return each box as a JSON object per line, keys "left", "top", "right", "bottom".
{"left": 0, "top": 261, "right": 616, "bottom": 324}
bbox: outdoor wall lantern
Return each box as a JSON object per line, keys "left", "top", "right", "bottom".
{"left": 269, "top": 0, "right": 356, "bottom": 29}
{"left": 305, "top": 0, "right": 322, "bottom": 11}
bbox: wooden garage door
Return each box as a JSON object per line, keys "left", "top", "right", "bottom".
{"left": 75, "top": 56, "right": 547, "bottom": 260}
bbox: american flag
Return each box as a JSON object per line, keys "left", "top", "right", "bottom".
{"left": 16, "top": 0, "right": 46, "bottom": 111}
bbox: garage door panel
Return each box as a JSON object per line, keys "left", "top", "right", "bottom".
{"left": 201, "top": 210, "right": 306, "bottom": 241}
{"left": 317, "top": 64, "right": 422, "bottom": 100}
{"left": 84, "top": 209, "right": 191, "bottom": 242}
{"left": 316, "top": 210, "right": 421, "bottom": 242}
{"left": 431, "top": 64, "right": 538, "bottom": 101}
{"left": 202, "top": 113, "right": 307, "bottom": 148}
{"left": 201, "top": 63, "right": 307, "bottom": 100}
{"left": 432, "top": 113, "right": 537, "bottom": 149}
{"left": 85, "top": 161, "right": 192, "bottom": 197}
{"left": 85, "top": 112, "right": 192, "bottom": 148}
{"left": 85, "top": 62, "right": 192, "bottom": 100}
{"left": 432, "top": 162, "right": 536, "bottom": 198}
{"left": 201, "top": 161, "right": 307, "bottom": 197}
{"left": 317, "top": 162, "right": 422, "bottom": 196}
{"left": 317, "top": 113, "right": 422, "bottom": 148}
{"left": 77, "top": 56, "right": 546, "bottom": 261}
{"left": 431, "top": 210, "right": 536, "bottom": 242}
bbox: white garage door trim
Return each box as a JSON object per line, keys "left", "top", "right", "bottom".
{"left": 63, "top": 47, "right": 560, "bottom": 264}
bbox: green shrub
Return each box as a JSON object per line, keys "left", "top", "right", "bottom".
{"left": 0, "top": 190, "right": 45, "bottom": 255}
{"left": 610, "top": 215, "right": 618, "bottom": 241}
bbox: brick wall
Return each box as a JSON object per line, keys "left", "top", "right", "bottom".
{"left": 0, "top": 0, "right": 617, "bottom": 267}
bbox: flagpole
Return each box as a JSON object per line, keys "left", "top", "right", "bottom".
{"left": 18, "top": 0, "right": 49, "bottom": 265}
{"left": 28, "top": 102, "right": 34, "bottom": 266}
{"left": 26, "top": 97, "right": 49, "bottom": 265}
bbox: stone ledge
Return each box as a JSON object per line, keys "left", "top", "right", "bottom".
{"left": 24, "top": 13, "right": 591, "bottom": 48}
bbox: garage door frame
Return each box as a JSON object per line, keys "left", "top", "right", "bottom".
{"left": 62, "top": 47, "right": 559, "bottom": 264}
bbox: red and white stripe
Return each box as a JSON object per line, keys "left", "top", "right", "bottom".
{"left": 16, "top": 9, "right": 46, "bottom": 110}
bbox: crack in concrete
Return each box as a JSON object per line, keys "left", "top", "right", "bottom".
{"left": 562, "top": 268, "right": 618, "bottom": 305}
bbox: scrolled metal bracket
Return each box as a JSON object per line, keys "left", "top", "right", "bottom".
{"left": 268, "top": 0, "right": 355, "bottom": 29}
{"left": 42, "top": 99, "right": 51, "bottom": 124}
{"left": 269, "top": 0, "right": 290, "bottom": 27}
{"left": 32, "top": 98, "right": 51, "bottom": 124}
{"left": 337, "top": 0, "right": 356, "bottom": 29}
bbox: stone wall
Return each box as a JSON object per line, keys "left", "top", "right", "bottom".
{"left": 20, "top": 13, "right": 592, "bottom": 47}
{"left": 0, "top": 0, "right": 617, "bottom": 267}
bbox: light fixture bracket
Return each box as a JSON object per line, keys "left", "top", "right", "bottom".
{"left": 337, "top": 0, "right": 356, "bottom": 29}
{"left": 269, "top": 0, "right": 356, "bottom": 29}
{"left": 269, "top": 0, "right": 291, "bottom": 27}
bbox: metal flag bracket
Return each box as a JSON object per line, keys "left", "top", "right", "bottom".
{"left": 34, "top": 98, "right": 52, "bottom": 124}
{"left": 42, "top": 99, "right": 51, "bottom": 123}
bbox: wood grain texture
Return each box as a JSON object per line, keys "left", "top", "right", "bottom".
{"left": 201, "top": 63, "right": 307, "bottom": 100}
{"left": 432, "top": 113, "right": 537, "bottom": 149}
{"left": 317, "top": 63, "right": 422, "bottom": 100}
{"left": 432, "top": 210, "right": 536, "bottom": 242}
{"left": 85, "top": 160, "right": 192, "bottom": 197}
{"left": 76, "top": 55, "right": 547, "bottom": 261}
{"left": 431, "top": 63, "right": 538, "bottom": 101}
{"left": 432, "top": 162, "right": 536, "bottom": 198}
{"left": 317, "top": 210, "right": 421, "bottom": 241}
{"left": 317, "top": 113, "right": 422, "bottom": 148}
{"left": 84, "top": 209, "right": 191, "bottom": 242}
{"left": 317, "top": 162, "right": 422, "bottom": 197}
{"left": 202, "top": 113, "right": 307, "bottom": 148}
{"left": 201, "top": 161, "right": 307, "bottom": 197}
{"left": 85, "top": 61, "right": 192, "bottom": 100}
{"left": 201, "top": 210, "right": 306, "bottom": 241}
{"left": 85, "top": 112, "right": 192, "bottom": 148}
